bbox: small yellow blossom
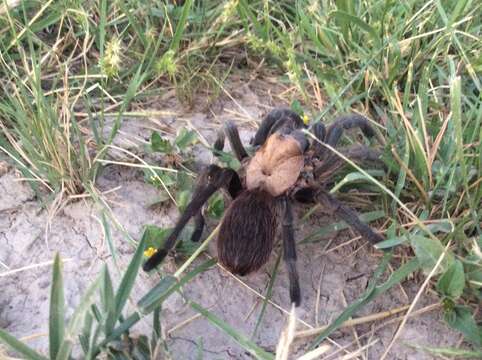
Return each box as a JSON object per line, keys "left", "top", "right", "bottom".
{"left": 303, "top": 114, "right": 310, "bottom": 125}
{"left": 144, "top": 247, "right": 157, "bottom": 258}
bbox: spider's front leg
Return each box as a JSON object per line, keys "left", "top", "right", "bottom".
{"left": 314, "top": 114, "right": 380, "bottom": 160}
{"left": 281, "top": 197, "right": 301, "bottom": 306}
{"left": 190, "top": 124, "right": 245, "bottom": 243}
{"left": 213, "top": 121, "right": 249, "bottom": 162}
{"left": 317, "top": 190, "right": 384, "bottom": 246}
{"left": 252, "top": 108, "right": 306, "bottom": 147}
{"left": 143, "top": 165, "right": 239, "bottom": 271}
{"left": 325, "top": 114, "right": 378, "bottom": 147}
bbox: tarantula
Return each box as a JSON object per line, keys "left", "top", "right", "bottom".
{"left": 143, "top": 108, "right": 385, "bottom": 306}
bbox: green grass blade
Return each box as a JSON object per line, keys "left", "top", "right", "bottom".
{"left": 170, "top": 0, "right": 193, "bottom": 52}
{"left": 302, "top": 211, "right": 385, "bottom": 244}
{"left": 190, "top": 301, "right": 274, "bottom": 360}
{"left": 332, "top": 10, "right": 382, "bottom": 47}
{"left": 98, "top": 0, "right": 107, "bottom": 58}
{"left": 101, "top": 265, "right": 116, "bottom": 336}
{"left": 49, "top": 253, "right": 65, "bottom": 360}
{"left": 101, "top": 212, "right": 117, "bottom": 267}
{"left": 409, "top": 344, "right": 482, "bottom": 359}
{"left": 252, "top": 253, "right": 282, "bottom": 338}
{"left": 114, "top": 233, "right": 147, "bottom": 320}
{"left": 0, "top": 329, "right": 48, "bottom": 360}
{"left": 55, "top": 270, "right": 103, "bottom": 360}
{"left": 79, "top": 310, "right": 93, "bottom": 355}
{"left": 139, "top": 258, "right": 216, "bottom": 314}
{"left": 95, "top": 313, "right": 141, "bottom": 354}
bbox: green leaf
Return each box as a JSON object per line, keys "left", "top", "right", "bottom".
{"left": 151, "top": 132, "right": 172, "bottom": 153}
{"left": 176, "top": 171, "right": 194, "bottom": 192}
{"left": 190, "top": 301, "right": 274, "bottom": 360}
{"left": 444, "top": 305, "right": 482, "bottom": 347}
{"left": 175, "top": 234, "right": 203, "bottom": 257}
{"left": 332, "top": 11, "right": 381, "bottom": 47}
{"left": 252, "top": 253, "right": 282, "bottom": 338}
{"left": 0, "top": 329, "right": 48, "bottom": 360}
{"left": 330, "top": 170, "right": 385, "bottom": 193}
{"left": 101, "top": 265, "right": 116, "bottom": 336}
{"left": 207, "top": 192, "right": 225, "bottom": 219}
{"left": 302, "top": 211, "right": 385, "bottom": 243}
{"left": 152, "top": 307, "right": 162, "bottom": 347}
{"left": 56, "top": 272, "right": 103, "bottom": 360}
{"left": 114, "top": 234, "right": 147, "bottom": 322}
{"left": 176, "top": 189, "right": 191, "bottom": 212}
{"left": 410, "top": 236, "right": 453, "bottom": 274}
{"left": 49, "top": 253, "right": 65, "bottom": 360}
{"left": 138, "top": 276, "right": 177, "bottom": 314}
{"left": 101, "top": 212, "right": 117, "bottom": 266}
{"left": 79, "top": 310, "right": 93, "bottom": 355}
{"left": 138, "top": 258, "right": 216, "bottom": 314}
{"left": 170, "top": 0, "right": 193, "bottom": 53}
{"left": 375, "top": 235, "right": 409, "bottom": 249}
{"left": 175, "top": 128, "right": 197, "bottom": 150}
{"left": 290, "top": 99, "right": 303, "bottom": 116}
{"left": 141, "top": 225, "right": 171, "bottom": 250}
{"left": 215, "top": 149, "right": 241, "bottom": 170}
{"left": 437, "top": 260, "right": 465, "bottom": 299}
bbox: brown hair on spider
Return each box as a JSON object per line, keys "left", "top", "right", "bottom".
{"left": 143, "top": 108, "right": 386, "bottom": 306}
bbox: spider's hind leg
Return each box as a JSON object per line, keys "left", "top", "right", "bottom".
{"left": 317, "top": 190, "right": 384, "bottom": 246}
{"left": 281, "top": 197, "right": 301, "bottom": 306}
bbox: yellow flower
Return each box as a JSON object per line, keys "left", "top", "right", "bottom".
{"left": 303, "top": 114, "right": 310, "bottom": 125}
{"left": 144, "top": 247, "right": 157, "bottom": 258}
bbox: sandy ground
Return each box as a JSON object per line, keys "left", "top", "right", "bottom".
{"left": 0, "top": 82, "right": 460, "bottom": 359}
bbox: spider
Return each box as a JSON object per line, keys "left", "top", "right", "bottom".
{"left": 143, "top": 108, "right": 385, "bottom": 306}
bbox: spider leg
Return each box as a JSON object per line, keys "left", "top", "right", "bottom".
{"left": 281, "top": 197, "right": 301, "bottom": 306}
{"left": 325, "top": 114, "right": 377, "bottom": 147}
{"left": 213, "top": 128, "right": 225, "bottom": 154}
{"left": 196, "top": 130, "right": 243, "bottom": 243}
{"left": 190, "top": 211, "right": 205, "bottom": 243}
{"left": 225, "top": 121, "right": 248, "bottom": 161}
{"left": 310, "top": 122, "right": 326, "bottom": 155}
{"left": 317, "top": 190, "right": 384, "bottom": 246}
{"left": 314, "top": 144, "right": 383, "bottom": 179}
{"left": 143, "top": 165, "right": 236, "bottom": 271}
{"left": 212, "top": 121, "right": 248, "bottom": 162}
{"left": 252, "top": 108, "right": 305, "bottom": 146}
{"left": 290, "top": 129, "right": 309, "bottom": 152}
{"left": 191, "top": 168, "right": 242, "bottom": 243}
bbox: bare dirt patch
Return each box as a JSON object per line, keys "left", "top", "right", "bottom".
{"left": 0, "top": 82, "right": 459, "bottom": 359}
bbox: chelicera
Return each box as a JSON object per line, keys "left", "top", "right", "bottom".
{"left": 143, "top": 108, "right": 385, "bottom": 306}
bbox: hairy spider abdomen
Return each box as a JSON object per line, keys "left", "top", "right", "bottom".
{"left": 217, "top": 190, "right": 277, "bottom": 275}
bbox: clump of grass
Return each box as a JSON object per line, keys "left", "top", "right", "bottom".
{"left": 0, "top": 0, "right": 242, "bottom": 196}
